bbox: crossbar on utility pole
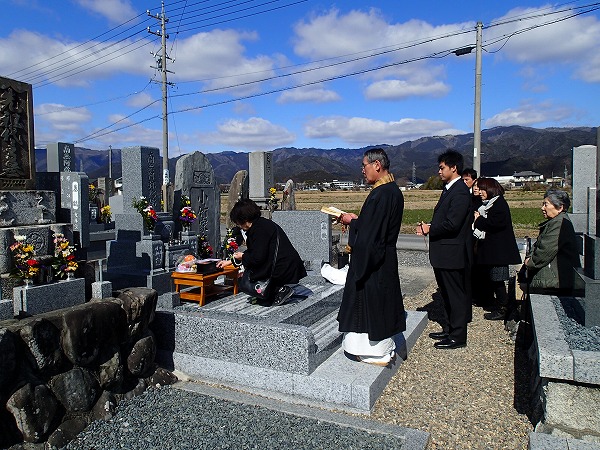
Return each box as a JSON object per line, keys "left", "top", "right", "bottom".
{"left": 147, "top": 1, "right": 173, "bottom": 212}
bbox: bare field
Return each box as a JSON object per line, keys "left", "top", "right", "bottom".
{"left": 221, "top": 189, "right": 546, "bottom": 237}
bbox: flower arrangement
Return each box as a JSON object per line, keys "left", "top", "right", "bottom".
{"left": 179, "top": 195, "right": 197, "bottom": 227}
{"left": 9, "top": 236, "right": 40, "bottom": 280}
{"left": 132, "top": 196, "right": 159, "bottom": 231}
{"left": 100, "top": 205, "right": 112, "bottom": 223}
{"left": 198, "top": 235, "right": 213, "bottom": 259}
{"left": 221, "top": 228, "right": 239, "bottom": 259}
{"left": 52, "top": 233, "right": 78, "bottom": 278}
{"left": 267, "top": 187, "right": 278, "bottom": 211}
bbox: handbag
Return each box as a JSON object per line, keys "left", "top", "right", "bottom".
{"left": 238, "top": 229, "right": 280, "bottom": 300}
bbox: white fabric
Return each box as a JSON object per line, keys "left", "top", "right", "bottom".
{"left": 342, "top": 332, "right": 395, "bottom": 360}
{"left": 320, "top": 263, "right": 348, "bottom": 285}
{"left": 473, "top": 195, "right": 499, "bottom": 240}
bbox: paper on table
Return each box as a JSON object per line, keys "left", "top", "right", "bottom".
{"left": 320, "top": 206, "right": 347, "bottom": 217}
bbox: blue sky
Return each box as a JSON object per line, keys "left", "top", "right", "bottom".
{"left": 2, "top": 0, "right": 600, "bottom": 157}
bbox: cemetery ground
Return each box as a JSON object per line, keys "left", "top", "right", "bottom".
{"left": 221, "top": 189, "right": 545, "bottom": 238}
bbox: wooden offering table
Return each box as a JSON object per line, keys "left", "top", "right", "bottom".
{"left": 171, "top": 266, "right": 239, "bottom": 306}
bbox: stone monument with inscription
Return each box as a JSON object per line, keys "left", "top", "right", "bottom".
{"left": 225, "top": 170, "right": 249, "bottom": 228}
{"left": 173, "top": 151, "right": 220, "bottom": 256}
{"left": 0, "top": 77, "right": 78, "bottom": 317}
{"left": 248, "top": 151, "right": 274, "bottom": 209}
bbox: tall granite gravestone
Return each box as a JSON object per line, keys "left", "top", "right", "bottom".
{"left": 573, "top": 131, "right": 600, "bottom": 327}
{"left": 271, "top": 210, "right": 332, "bottom": 271}
{"left": 173, "top": 151, "right": 220, "bottom": 255}
{"left": 571, "top": 145, "right": 597, "bottom": 235}
{"left": 104, "top": 146, "right": 180, "bottom": 308}
{"left": 0, "top": 76, "right": 35, "bottom": 190}
{"left": 60, "top": 172, "right": 90, "bottom": 248}
{"left": 0, "top": 77, "right": 78, "bottom": 315}
{"left": 46, "top": 142, "right": 75, "bottom": 173}
{"left": 281, "top": 179, "right": 296, "bottom": 211}
{"left": 249, "top": 151, "right": 273, "bottom": 206}
{"left": 225, "top": 170, "right": 248, "bottom": 228}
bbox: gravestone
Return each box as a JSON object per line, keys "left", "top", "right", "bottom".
{"left": 248, "top": 151, "right": 273, "bottom": 204}
{"left": 226, "top": 170, "right": 248, "bottom": 228}
{"left": 173, "top": 151, "right": 220, "bottom": 255}
{"left": 0, "top": 76, "right": 35, "bottom": 190}
{"left": 571, "top": 145, "right": 597, "bottom": 234}
{"left": 281, "top": 179, "right": 296, "bottom": 211}
{"left": 60, "top": 172, "right": 90, "bottom": 248}
{"left": 46, "top": 142, "right": 75, "bottom": 173}
{"left": 572, "top": 131, "right": 600, "bottom": 327}
{"left": 97, "top": 177, "right": 113, "bottom": 205}
{"left": 271, "top": 210, "right": 332, "bottom": 271}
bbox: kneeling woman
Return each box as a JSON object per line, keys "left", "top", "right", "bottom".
{"left": 216, "top": 199, "right": 307, "bottom": 306}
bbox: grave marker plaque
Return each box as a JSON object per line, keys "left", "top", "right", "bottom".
{"left": 0, "top": 76, "right": 35, "bottom": 190}
{"left": 47, "top": 142, "right": 75, "bottom": 173}
{"left": 249, "top": 151, "right": 273, "bottom": 201}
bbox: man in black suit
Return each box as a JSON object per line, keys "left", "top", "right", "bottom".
{"left": 417, "top": 150, "right": 472, "bottom": 349}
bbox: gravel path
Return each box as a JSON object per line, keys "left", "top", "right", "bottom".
{"left": 67, "top": 250, "right": 535, "bottom": 450}
{"left": 371, "top": 276, "right": 534, "bottom": 449}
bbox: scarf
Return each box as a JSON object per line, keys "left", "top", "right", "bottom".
{"left": 473, "top": 195, "right": 499, "bottom": 240}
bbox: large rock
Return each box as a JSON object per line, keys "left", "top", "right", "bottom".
{"left": 6, "top": 383, "right": 60, "bottom": 443}
{"left": 126, "top": 331, "right": 156, "bottom": 377}
{"left": 97, "top": 345, "right": 124, "bottom": 390}
{"left": 113, "top": 287, "right": 158, "bottom": 339}
{"left": 145, "top": 367, "right": 178, "bottom": 388}
{"left": 19, "top": 318, "right": 64, "bottom": 375}
{"left": 48, "top": 367, "right": 99, "bottom": 412}
{"left": 46, "top": 417, "right": 89, "bottom": 450}
{"left": 0, "top": 327, "right": 17, "bottom": 389}
{"left": 61, "top": 301, "right": 127, "bottom": 366}
{"left": 90, "top": 390, "right": 117, "bottom": 422}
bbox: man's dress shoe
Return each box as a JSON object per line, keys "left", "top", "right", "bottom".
{"left": 433, "top": 338, "right": 467, "bottom": 349}
{"left": 428, "top": 331, "right": 449, "bottom": 340}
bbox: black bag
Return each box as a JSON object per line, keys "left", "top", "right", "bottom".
{"left": 238, "top": 230, "right": 280, "bottom": 300}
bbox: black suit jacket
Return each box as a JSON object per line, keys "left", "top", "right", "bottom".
{"left": 428, "top": 179, "right": 472, "bottom": 269}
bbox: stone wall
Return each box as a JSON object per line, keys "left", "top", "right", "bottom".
{"left": 0, "top": 287, "right": 177, "bottom": 448}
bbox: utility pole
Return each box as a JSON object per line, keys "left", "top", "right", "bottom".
{"left": 473, "top": 21, "right": 483, "bottom": 176}
{"left": 147, "top": 1, "right": 173, "bottom": 212}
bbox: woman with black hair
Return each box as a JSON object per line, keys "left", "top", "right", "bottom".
{"left": 216, "top": 199, "right": 306, "bottom": 306}
{"left": 472, "top": 177, "right": 522, "bottom": 320}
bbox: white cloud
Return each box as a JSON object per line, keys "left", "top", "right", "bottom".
{"left": 365, "top": 79, "right": 449, "bottom": 100}
{"left": 126, "top": 92, "right": 157, "bottom": 108}
{"left": 488, "top": 6, "right": 600, "bottom": 82}
{"left": 278, "top": 87, "right": 341, "bottom": 104}
{"left": 485, "top": 101, "right": 575, "bottom": 127}
{"left": 74, "top": 0, "right": 137, "bottom": 24}
{"left": 202, "top": 117, "right": 295, "bottom": 150}
{"left": 170, "top": 30, "right": 275, "bottom": 95}
{"left": 0, "top": 30, "right": 153, "bottom": 87}
{"left": 305, "top": 116, "right": 464, "bottom": 145}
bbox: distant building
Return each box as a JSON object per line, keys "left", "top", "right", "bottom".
{"left": 330, "top": 180, "right": 356, "bottom": 190}
{"left": 512, "top": 170, "right": 544, "bottom": 187}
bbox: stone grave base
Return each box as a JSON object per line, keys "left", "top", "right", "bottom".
{"left": 153, "top": 275, "right": 428, "bottom": 413}
{"left": 529, "top": 294, "right": 600, "bottom": 442}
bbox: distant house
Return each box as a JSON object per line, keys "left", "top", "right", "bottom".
{"left": 512, "top": 170, "right": 544, "bottom": 187}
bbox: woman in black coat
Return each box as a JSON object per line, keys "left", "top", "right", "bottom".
{"left": 216, "top": 199, "right": 307, "bottom": 306}
{"left": 472, "top": 178, "right": 522, "bottom": 320}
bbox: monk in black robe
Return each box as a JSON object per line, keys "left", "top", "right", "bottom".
{"left": 337, "top": 148, "right": 406, "bottom": 366}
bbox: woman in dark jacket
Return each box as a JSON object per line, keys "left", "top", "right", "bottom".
{"left": 525, "top": 189, "right": 580, "bottom": 293}
{"left": 473, "top": 178, "right": 522, "bottom": 320}
{"left": 217, "top": 199, "right": 307, "bottom": 306}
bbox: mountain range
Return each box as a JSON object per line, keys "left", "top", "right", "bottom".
{"left": 35, "top": 125, "right": 598, "bottom": 185}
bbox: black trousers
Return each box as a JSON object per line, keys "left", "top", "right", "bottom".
{"left": 434, "top": 268, "right": 471, "bottom": 343}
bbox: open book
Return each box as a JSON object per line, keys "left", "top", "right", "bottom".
{"left": 320, "top": 206, "right": 347, "bottom": 218}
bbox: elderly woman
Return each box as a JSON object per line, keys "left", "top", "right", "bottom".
{"left": 524, "top": 189, "right": 580, "bottom": 293}
{"left": 473, "top": 177, "right": 522, "bottom": 320}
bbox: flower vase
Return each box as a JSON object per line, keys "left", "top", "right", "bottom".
{"left": 66, "top": 272, "right": 75, "bottom": 281}
{"left": 23, "top": 278, "right": 33, "bottom": 289}
{"left": 182, "top": 223, "right": 191, "bottom": 232}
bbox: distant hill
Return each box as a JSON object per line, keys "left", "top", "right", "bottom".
{"left": 36, "top": 126, "right": 597, "bottom": 185}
